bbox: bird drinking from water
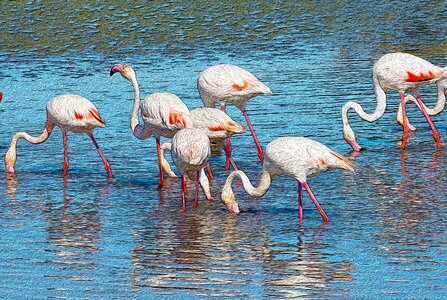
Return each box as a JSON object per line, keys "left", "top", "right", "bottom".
{"left": 4, "top": 94, "right": 112, "bottom": 177}
{"left": 342, "top": 52, "right": 447, "bottom": 151}
{"left": 221, "top": 137, "right": 354, "bottom": 223}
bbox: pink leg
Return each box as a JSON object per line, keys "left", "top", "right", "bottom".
{"left": 88, "top": 133, "right": 112, "bottom": 178}
{"left": 181, "top": 175, "right": 187, "bottom": 211}
{"left": 223, "top": 144, "right": 239, "bottom": 171}
{"left": 400, "top": 93, "right": 410, "bottom": 149}
{"left": 220, "top": 105, "right": 233, "bottom": 171}
{"left": 206, "top": 163, "right": 214, "bottom": 181}
{"left": 62, "top": 131, "right": 69, "bottom": 176}
{"left": 414, "top": 95, "right": 442, "bottom": 149}
{"left": 155, "top": 137, "right": 164, "bottom": 190}
{"left": 298, "top": 182, "right": 303, "bottom": 224}
{"left": 194, "top": 170, "right": 199, "bottom": 207}
{"left": 242, "top": 110, "right": 264, "bottom": 163}
{"left": 302, "top": 182, "right": 329, "bottom": 223}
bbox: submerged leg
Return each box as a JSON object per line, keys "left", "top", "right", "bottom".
{"left": 302, "top": 182, "right": 329, "bottom": 223}
{"left": 88, "top": 133, "right": 112, "bottom": 178}
{"left": 298, "top": 182, "right": 303, "bottom": 224}
{"left": 181, "top": 175, "right": 187, "bottom": 211}
{"left": 62, "top": 131, "right": 69, "bottom": 176}
{"left": 414, "top": 95, "right": 442, "bottom": 149}
{"left": 155, "top": 136, "right": 164, "bottom": 189}
{"left": 400, "top": 93, "right": 410, "bottom": 149}
{"left": 242, "top": 110, "right": 264, "bottom": 163}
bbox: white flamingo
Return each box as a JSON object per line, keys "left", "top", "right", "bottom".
{"left": 198, "top": 64, "right": 272, "bottom": 165}
{"left": 110, "top": 64, "right": 192, "bottom": 188}
{"left": 342, "top": 52, "right": 447, "bottom": 151}
{"left": 4, "top": 94, "right": 112, "bottom": 177}
{"left": 221, "top": 137, "right": 354, "bottom": 223}
{"left": 171, "top": 128, "right": 211, "bottom": 211}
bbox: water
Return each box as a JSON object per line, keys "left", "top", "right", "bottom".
{"left": 1, "top": 1, "right": 447, "bottom": 299}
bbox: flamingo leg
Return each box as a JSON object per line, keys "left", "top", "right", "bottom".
{"left": 220, "top": 104, "right": 233, "bottom": 171}
{"left": 155, "top": 137, "right": 164, "bottom": 189}
{"left": 400, "top": 92, "right": 410, "bottom": 149}
{"left": 298, "top": 182, "right": 303, "bottom": 224}
{"left": 194, "top": 170, "right": 199, "bottom": 207}
{"left": 62, "top": 130, "right": 69, "bottom": 176}
{"left": 222, "top": 144, "right": 239, "bottom": 171}
{"left": 242, "top": 110, "right": 264, "bottom": 163}
{"left": 181, "top": 175, "right": 187, "bottom": 211}
{"left": 302, "top": 182, "right": 329, "bottom": 223}
{"left": 206, "top": 163, "right": 214, "bottom": 180}
{"left": 88, "top": 133, "right": 112, "bottom": 178}
{"left": 414, "top": 95, "right": 442, "bottom": 149}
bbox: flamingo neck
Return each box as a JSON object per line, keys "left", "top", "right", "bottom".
{"left": 129, "top": 75, "right": 149, "bottom": 140}
{"left": 226, "top": 169, "right": 272, "bottom": 198}
{"left": 4, "top": 121, "right": 54, "bottom": 172}
{"left": 341, "top": 76, "right": 387, "bottom": 151}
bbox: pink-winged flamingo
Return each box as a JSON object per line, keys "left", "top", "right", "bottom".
{"left": 4, "top": 94, "right": 112, "bottom": 177}
{"left": 342, "top": 52, "right": 446, "bottom": 151}
{"left": 198, "top": 64, "right": 272, "bottom": 166}
{"left": 110, "top": 64, "right": 192, "bottom": 189}
{"left": 221, "top": 137, "right": 354, "bottom": 223}
{"left": 170, "top": 128, "right": 211, "bottom": 211}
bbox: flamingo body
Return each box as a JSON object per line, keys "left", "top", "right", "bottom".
{"left": 221, "top": 137, "right": 354, "bottom": 223}
{"left": 140, "top": 92, "right": 191, "bottom": 138}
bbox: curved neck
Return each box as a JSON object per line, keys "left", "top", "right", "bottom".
{"left": 342, "top": 77, "right": 387, "bottom": 145}
{"left": 129, "top": 74, "right": 145, "bottom": 139}
{"left": 226, "top": 169, "right": 272, "bottom": 197}
{"left": 4, "top": 120, "right": 55, "bottom": 168}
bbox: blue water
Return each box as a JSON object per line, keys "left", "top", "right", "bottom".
{"left": 1, "top": 1, "right": 447, "bottom": 299}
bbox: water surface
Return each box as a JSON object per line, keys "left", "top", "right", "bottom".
{"left": 1, "top": 1, "right": 447, "bottom": 299}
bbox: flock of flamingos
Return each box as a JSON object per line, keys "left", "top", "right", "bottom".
{"left": 3, "top": 52, "right": 447, "bottom": 223}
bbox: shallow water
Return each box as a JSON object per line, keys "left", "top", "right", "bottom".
{"left": 1, "top": 1, "right": 447, "bottom": 299}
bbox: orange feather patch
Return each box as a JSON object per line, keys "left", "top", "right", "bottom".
{"left": 88, "top": 108, "right": 105, "bottom": 126}
{"left": 169, "top": 111, "right": 188, "bottom": 128}
{"left": 406, "top": 70, "right": 438, "bottom": 82}
{"left": 74, "top": 111, "right": 84, "bottom": 120}
{"left": 232, "top": 79, "right": 251, "bottom": 91}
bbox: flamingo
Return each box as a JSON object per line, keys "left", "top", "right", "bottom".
{"left": 197, "top": 64, "right": 273, "bottom": 166}
{"left": 221, "top": 137, "right": 354, "bottom": 223}
{"left": 190, "top": 107, "right": 244, "bottom": 177}
{"left": 110, "top": 64, "right": 192, "bottom": 188}
{"left": 0, "top": 91, "right": 3, "bottom": 102}
{"left": 342, "top": 52, "right": 447, "bottom": 151}
{"left": 4, "top": 94, "right": 112, "bottom": 177}
{"left": 170, "top": 128, "right": 211, "bottom": 211}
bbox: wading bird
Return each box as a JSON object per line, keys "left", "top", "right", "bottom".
{"left": 171, "top": 128, "right": 211, "bottom": 211}
{"left": 221, "top": 137, "right": 354, "bottom": 223}
{"left": 198, "top": 64, "right": 272, "bottom": 165}
{"left": 342, "top": 52, "right": 446, "bottom": 151}
{"left": 4, "top": 94, "right": 112, "bottom": 177}
{"left": 110, "top": 64, "right": 191, "bottom": 188}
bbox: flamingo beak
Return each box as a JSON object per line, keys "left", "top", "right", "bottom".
{"left": 110, "top": 64, "right": 123, "bottom": 76}
{"left": 225, "top": 202, "right": 240, "bottom": 214}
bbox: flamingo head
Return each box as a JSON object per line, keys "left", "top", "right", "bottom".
{"left": 110, "top": 64, "right": 135, "bottom": 81}
{"left": 221, "top": 185, "right": 240, "bottom": 214}
{"left": 4, "top": 149, "right": 16, "bottom": 174}
{"left": 343, "top": 126, "right": 362, "bottom": 152}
